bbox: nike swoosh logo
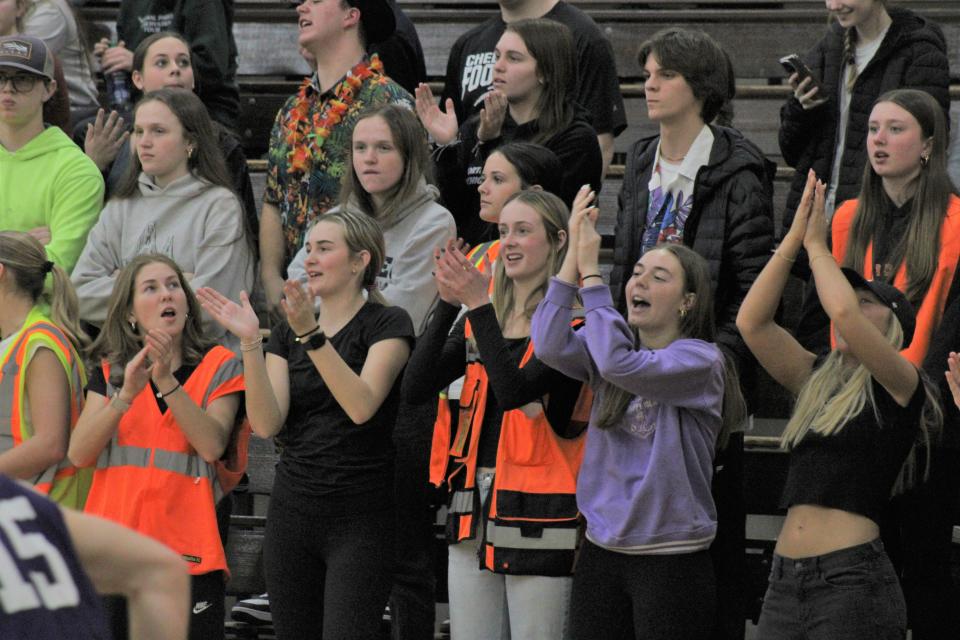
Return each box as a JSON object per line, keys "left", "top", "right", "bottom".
{"left": 193, "top": 601, "right": 212, "bottom": 615}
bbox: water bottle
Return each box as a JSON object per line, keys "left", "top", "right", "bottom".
{"left": 101, "top": 41, "right": 132, "bottom": 113}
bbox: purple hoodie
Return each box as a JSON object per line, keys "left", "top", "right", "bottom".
{"left": 531, "top": 278, "right": 724, "bottom": 552}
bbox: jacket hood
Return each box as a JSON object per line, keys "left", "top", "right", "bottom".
{"left": 1, "top": 125, "right": 79, "bottom": 160}
{"left": 343, "top": 179, "right": 439, "bottom": 230}
{"left": 136, "top": 171, "right": 213, "bottom": 198}
{"left": 697, "top": 125, "right": 776, "bottom": 201}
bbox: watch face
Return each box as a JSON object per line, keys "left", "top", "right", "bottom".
{"left": 306, "top": 331, "right": 326, "bottom": 350}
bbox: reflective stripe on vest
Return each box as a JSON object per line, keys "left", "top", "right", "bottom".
{"left": 485, "top": 521, "right": 580, "bottom": 551}
{"left": 86, "top": 346, "right": 243, "bottom": 575}
{"left": 0, "top": 312, "right": 88, "bottom": 507}
{"left": 427, "top": 317, "right": 591, "bottom": 574}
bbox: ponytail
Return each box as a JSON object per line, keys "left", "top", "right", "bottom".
{"left": 47, "top": 263, "right": 89, "bottom": 353}
{"left": 0, "top": 232, "right": 88, "bottom": 352}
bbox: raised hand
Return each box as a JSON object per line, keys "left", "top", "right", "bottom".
{"left": 435, "top": 238, "right": 491, "bottom": 310}
{"left": 782, "top": 169, "right": 817, "bottom": 257}
{"left": 477, "top": 90, "right": 508, "bottom": 142}
{"left": 279, "top": 280, "right": 319, "bottom": 337}
{"left": 145, "top": 329, "right": 175, "bottom": 383}
{"left": 801, "top": 178, "right": 828, "bottom": 254}
{"left": 415, "top": 83, "right": 458, "bottom": 145}
{"left": 575, "top": 191, "right": 602, "bottom": 278}
{"left": 120, "top": 345, "right": 153, "bottom": 400}
{"left": 196, "top": 288, "right": 261, "bottom": 341}
{"left": 947, "top": 352, "right": 960, "bottom": 410}
{"left": 84, "top": 109, "right": 129, "bottom": 170}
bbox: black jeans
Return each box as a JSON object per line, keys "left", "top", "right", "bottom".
{"left": 389, "top": 400, "right": 437, "bottom": 640}
{"left": 755, "top": 539, "right": 906, "bottom": 640}
{"left": 263, "top": 479, "right": 395, "bottom": 640}
{"left": 570, "top": 540, "right": 716, "bottom": 640}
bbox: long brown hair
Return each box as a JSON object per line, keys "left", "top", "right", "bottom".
{"left": 88, "top": 254, "right": 212, "bottom": 388}
{"left": 338, "top": 105, "right": 433, "bottom": 229}
{"left": 115, "top": 88, "right": 234, "bottom": 198}
{"left": 0, "top": 232, "right": 88, "bottom": 352}
{"left": 503, "top": 19, "right": 577, "bottom": 145}
{"left": 595, "top": 244, "right": 746, "bottom": 450}
{"left": 841, "top": 89, "right": 954, "bottom": 309}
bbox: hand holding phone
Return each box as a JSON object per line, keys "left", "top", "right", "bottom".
{"left": 780, "top": 54, "right": 827, "bottom": 110}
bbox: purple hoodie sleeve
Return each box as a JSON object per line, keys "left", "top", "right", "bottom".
{"left": 531, "top": 278, "right": 597, "bottom": 385}
{"left": 579, "top": 284, "right": 724, "bottom": 412}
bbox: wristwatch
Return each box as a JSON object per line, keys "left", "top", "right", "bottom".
{"left": 296, "top": 329, "right": 327, "bottom": 351}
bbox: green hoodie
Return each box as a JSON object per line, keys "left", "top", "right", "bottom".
{"left": 0, "top": 126, "right": 104, "bottom": 272}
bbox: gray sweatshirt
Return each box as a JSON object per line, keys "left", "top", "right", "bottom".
{"left": 72, "top": 172, "right": 254, "bottom": 349}
{"left": 288, "top": 183, "right": 455, "bottom": 335}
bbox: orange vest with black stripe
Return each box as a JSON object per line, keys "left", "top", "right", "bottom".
{"left": 0, "top": 308, "right": 90, "bottom": 509}
{"left": 429, "top": 319, "right": 591, "bottom": 576}
{"left": 832, "top": 195, "right": 960, "bottom": 366}
{"left": 82, "top": 346, "right": 244, "bottom": 576}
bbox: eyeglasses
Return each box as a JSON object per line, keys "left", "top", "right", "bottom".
{"left": 0, "top": 73, "right": 41, "bottom": 93}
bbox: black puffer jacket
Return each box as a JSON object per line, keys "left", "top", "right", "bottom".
{"left": 778, "top": 7, "right": 950, "bottom": 237}
{"left": 611, "top": 125, "right": 775, "bottom": 376}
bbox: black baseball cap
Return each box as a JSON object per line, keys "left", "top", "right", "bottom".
{"left": 841, "top": 268, "right": 916, "bottom": 346}
{"left": 0, "top": 36, "right": 55, "bottom": 82}
{"left": 345, "top": 0, "right": 396, "bottom": 45}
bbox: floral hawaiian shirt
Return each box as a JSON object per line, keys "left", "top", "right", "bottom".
{"left": 264, "top": 55, "right": 412, "bottom": 259}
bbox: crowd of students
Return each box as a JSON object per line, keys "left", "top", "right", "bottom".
{"left": 1, "top": 0, "right": 959, "bottom": 639}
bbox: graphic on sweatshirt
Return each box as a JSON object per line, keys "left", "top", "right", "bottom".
{"left": 624, "top": 396, "right": 658, "bottom": 439}
{"left": 460, "top": 51, "right": 495, "bottom": 109}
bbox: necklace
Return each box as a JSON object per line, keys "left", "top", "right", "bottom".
{"left": 660, "top": 151, "right": 686, "bottom": 163}
{"left": 283, "top": 55, "right": 386, "bottom": 176}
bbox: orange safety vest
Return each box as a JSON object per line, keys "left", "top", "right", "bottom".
{"left": 82, "top": 346, "right": 244, "bottom": 575}
{"left": 832, "top": 194, "right": 960, "bottom": 366}
{"left": 429, "top": 319, "right": 591, "bottom": 576}
{"left": 0, "top": 308, "right": 90, "bottom": 509}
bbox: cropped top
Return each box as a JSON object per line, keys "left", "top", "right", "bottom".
{"left": 780, "top": 375, "right": 924, "bottom": 525}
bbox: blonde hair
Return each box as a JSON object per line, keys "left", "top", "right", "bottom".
{"left": 490, "top": 190, "right": 568, "bottom": 328}
{"left": 783, "top": 313, "right": 941, "bottom": 491}
{"left": 0, "top": 232, "right": 88, "bottom": 352}
{"left": 313, "top": 210, "right": 388, "bottom": 306}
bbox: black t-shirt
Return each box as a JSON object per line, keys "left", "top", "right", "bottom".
{"left": 440, "top": 1, "right": 626, "bottom": 137}
{"left": 87, "top": 359, "right": 199, "bottom": 415}
{"left": 780, "top": 374, "right": 925, "bottom": 525}
{"left": 265, "top": 303, "right": 414, "bottom": 507}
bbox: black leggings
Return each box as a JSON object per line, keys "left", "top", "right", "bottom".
{"left": 570, "top": 541, "right": 716, "bottom": 640}
{"left": 263, "top": 479, "right": 395, "bottom": 640}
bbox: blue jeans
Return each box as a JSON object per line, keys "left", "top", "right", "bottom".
{"left": 756, "top": 539, "right": 907, "bottom": 640}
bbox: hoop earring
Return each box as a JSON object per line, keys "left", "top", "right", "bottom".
{"left": 130, "top": 321, "right": 137, "bottom": 332}
{"left": 920, "top": 154, "right": 930, "bottom": 168}
{"left": 679, "top": 308, "right": 687, "bottom": 319}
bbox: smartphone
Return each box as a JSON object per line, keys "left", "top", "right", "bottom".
{"left": 779, "top": 54, "right": 824, "bottom": 94}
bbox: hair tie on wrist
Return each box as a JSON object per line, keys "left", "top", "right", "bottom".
{"left": 582, "top": 274, "right": 603, "bottom": 282}
{"left": 295, "top": 326, "right": 320, "bottom": 340}
{"left": 157, "top": 382, "right": 181, "bottom": 399}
